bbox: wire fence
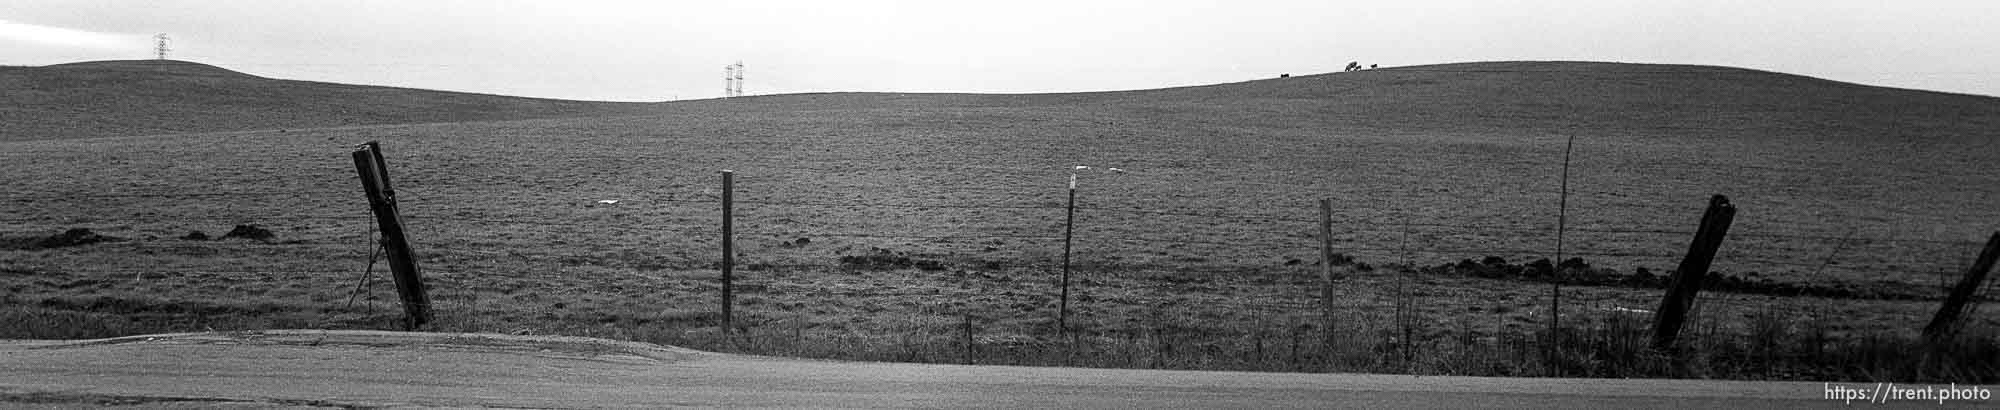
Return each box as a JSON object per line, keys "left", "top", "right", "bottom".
{"left": 6, "top": 187, "right": 1988, "bottom": 302}
{"left": 3, "top": 151, "right": 1996, "bottom": 380}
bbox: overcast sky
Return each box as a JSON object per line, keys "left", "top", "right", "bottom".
{"left": 1, "top": 0, "right": 1994, "bottom": 101}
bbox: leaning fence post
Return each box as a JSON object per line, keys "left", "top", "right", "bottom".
{"left": 1650, "top": 195, "right": 1735, "bottom": 350}
{"left": 1924, "top": 231, "right": 2000, "bottom": 341}
{"left": 1550, "top": 135, "right": 1574, "bottom": 348}
{"left": 721, "top": 170, "right": 735, "bottom": 335}
{"left": 351, "top": 141, "right": 431, "bottom": 330}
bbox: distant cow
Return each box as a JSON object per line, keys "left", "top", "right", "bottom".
{"left": 1370, "top": 64, "right": 1378, "bottom": 69}
{"left": 1344, "top": 61, "right": 1360, "bottom": 72}
{"left": 1279, "top": 73, "right": 1290, "bottom": 78}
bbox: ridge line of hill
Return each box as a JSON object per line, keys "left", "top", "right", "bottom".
{"left": 5, "top": 59, "right": 1997, "bottom": 142}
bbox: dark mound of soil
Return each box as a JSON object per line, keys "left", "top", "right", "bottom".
{"left": 1424, "top": 256, "right": 1935, "bottom": 301}
{"left": 221, "top": 225, "right": 274, "bottom": 241}
{"left": 34, "top": 228, "right": 123, "bottom": 248}
{"left": 839, "top": 248, "right": 948, "bottom": 271}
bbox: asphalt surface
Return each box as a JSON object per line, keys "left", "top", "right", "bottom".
{"left": 0, "top": 330, "right": 1974, "bottom": 409}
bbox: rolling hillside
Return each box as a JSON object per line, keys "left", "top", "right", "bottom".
{"left": 1113, "top": 62, "right": 2000, "bottom": 135}
{"left": 703, "top": 61, "right": 2000, "bottom": 139}
{"left": 5, "top": 59, "right": 2000, "bottom": 382}
{"left": 0, "top": 60, "right": 660, "bottom": 141}
{"left": 6, "top": 59, "right": 1997, "bottom": 144}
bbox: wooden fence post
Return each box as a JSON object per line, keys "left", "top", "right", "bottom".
{"left": 351, "top": 141, "right": 431, "bottom": 330}
{"left": 1650, "top": 195, "right": 1735, "bottom": 350}
{"left": 1550, "top": 135, "right": 1574, "bottom": 346}
{"left": 1924, "top": 231, "right": 2000, "bottom": 341}
{"left": 1317, "top": 199, "right": 1337, "bottom": 349}
{"left": 963, "top": 314, "right": 976, "bottom": 365}
{"left": 721, "top": 170, "right": 734, "bottom": 335}
{"left": 1059, "top": 173, "right": 1076, "bottom": 335}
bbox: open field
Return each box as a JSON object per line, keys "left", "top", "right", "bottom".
{"left": 4, "top": 60, "right": 1999, "bottom": 381}
{"left": 0, "top": 60, "right": 660, "bottom": 141}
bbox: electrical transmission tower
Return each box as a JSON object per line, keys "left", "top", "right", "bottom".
{"left": 724, "top": 61, "right": 744, "bottom": 98}
{"left": 154, "top": 34, "right": 170, "bottom": 60}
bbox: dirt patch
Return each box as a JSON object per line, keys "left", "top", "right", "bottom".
{"left": 777, "top": 237, "right": 812, "bottom": 248}
{"left": 0, "top": 265, "right": 60, "bottom": 276}
{"left": 220, "top": 225, "right": 274, "bottom": 241}
{"left": 3, "top": 228, "right": 125, "bottom": 249}
{"left": 839, "top": 248, "right": 948, "bottom": 271}
{"left": 1423, "top": 256, "right": 1935, "bottom": 301}
{"left": 32, "top": 295, "right": 286, "bottom": 316}
{"left": 0, "top": 236, "right": 31, "bottom": 250}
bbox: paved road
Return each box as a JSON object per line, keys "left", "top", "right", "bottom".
{"left": 0, "top": 330, "right": 1967, "bottom": 408}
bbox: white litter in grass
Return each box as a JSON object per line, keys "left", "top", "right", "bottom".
{"left": 1609, "top": 306, "right": 1653, "bottom": 315}
{"left": 597, "top": 200, "right": 619, "bottom": 205}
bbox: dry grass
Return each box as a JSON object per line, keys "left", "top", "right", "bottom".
{"left": 0, "top": 60, "right": 661, "bottom": 142}
{"left": 4, "top": 60, "right": 1999, "bottom": 382}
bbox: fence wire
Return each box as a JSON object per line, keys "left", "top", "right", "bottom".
{"left": 4, "top": 164, "right": 1994, "bottom": 377}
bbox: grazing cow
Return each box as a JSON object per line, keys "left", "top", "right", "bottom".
{"left": 1370, "top": 64, "right": 1378, "bottom": 69}
{"left": 1279, "top": 73, "right": 1290, "bottom": 78}
{"left": 1344, "top": 61, "right": 1360, "bottom": 72}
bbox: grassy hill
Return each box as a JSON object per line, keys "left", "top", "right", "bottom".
{"left": 4, "top": 60, "right": 1999, "bottom": 382}
{"left": 705, "top": 61, "right": 1999, "bottom": 140}
{"left": 1119, "top": 62, "right": 2000, "bottom": 134}
{"left": 0, "top": 60, "right": 660, "bottom": 141}
{"left": 7, "top": 59, "right": 1996, "bottom": 143}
